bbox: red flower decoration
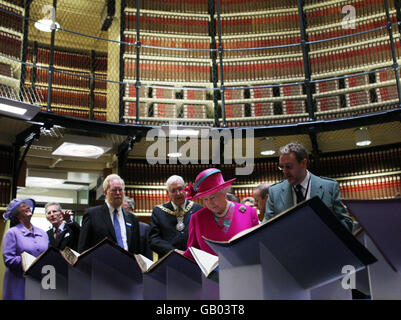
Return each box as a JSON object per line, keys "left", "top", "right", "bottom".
{"left": 184, "top": 182, "right": 196, "bottom": 198}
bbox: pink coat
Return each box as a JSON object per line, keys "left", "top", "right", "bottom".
{"left": 184, "top": 202, "right": 259, "bottom": 260}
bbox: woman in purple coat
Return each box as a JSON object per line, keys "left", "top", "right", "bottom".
{"left": 183, "top": 168, "right": 259, "bottom": 260}
{"left": 2, "top": 198, "right": 49, "bottom": 300}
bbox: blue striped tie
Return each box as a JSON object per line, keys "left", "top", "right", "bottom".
{"left": 113, "top": 209, "right": 124, "bottom": 248}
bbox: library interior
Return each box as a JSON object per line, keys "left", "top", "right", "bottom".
{"left": 0, "top": 0, "right": 400, "bottom": 300}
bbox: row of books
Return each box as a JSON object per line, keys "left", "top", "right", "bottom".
{"left": 125, "top": 35, "right": 210, "bottom": 59}
{"left": 123, "top": 146, "right": 401, "bottom": 186}
{"left": 217, "top": 0, "right": 296, "bottom": 13}
{"left": 35, "top": 87, "right": 107, "bottom": 109}
{"left": 0, "top": 31, "right": 21, "bottom": 59}
{"left": 217, "top": 59, "right": 304, "bottom": 82}
{"left": 305, "top": 0, "right": 392, "bottom": 28}
{"left": 0, "top": 180, "right": 11, "bottom": 207}
{"left": 315, "top": 103, "right": 396, "bottom": 121}
{"left": 126, "top": 0, "right": 296, "bottom": 14}
{"left": 124, "top": 13, "right": 209, "bottom": 35}
{"left": 126, "top": 0, "right": 209, "bottom": 13}
{"left": 309, "top": 25, "right": 391, "bottom": 52}
{"left": 314, "top": 148, "right": 401, "bottom": 178}
{"left": 0, "top": 62, "right": 13, "bottom": 78}
{"left": 26, "top": 46, "right": 107, "bottom": 73}
{"left": 225, "top": 114, "right": 309, "bottom": 127}
{"left": 310, "top": 41, "right": 395, "bottom": 75}
{"left": 0, "top": 3, "right": 23, "bottom": 33}
{"left": 39, "top": 106, "right": 107, "bottom": 121}
{"left": 0, "top": 150, "right": 13, "bottom": 177}
{"left": 1, "top": 0, "right": 23, "bottom": 7}
{"left": 221, "top": 35, "right": 301, "bottom": 58}
{"left": 220, "top": 14, "right": 300, "bottom": 35}
{"left": 338, "top": 175, "right": 401, "bottom": 199}
{"left": 124, "top": 102, "right": 208, "bottom": 119}
{"left": 25, "top": 67, "right": 107, "bottom": 91}
{"left": 124, "top": 60, "right": 211, "bottom": 82}
{"left": 125, "top": 84, "right": 208, "bottom": 101}
{"left": 124, "top": 175, "right": 401, "bottom": 213}
{"left": 307, "top": 16, "right": 396, "bottom": 41}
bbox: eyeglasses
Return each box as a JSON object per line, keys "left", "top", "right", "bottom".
{"left": 278, "top": 164, "right": 294, "bottom": 171}
{"left": 109, "top": 188, "right": 124, "bottom": 194}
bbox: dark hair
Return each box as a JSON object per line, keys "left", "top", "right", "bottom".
{"left": 279, "top": 142, "right": 309, "bottom": 163}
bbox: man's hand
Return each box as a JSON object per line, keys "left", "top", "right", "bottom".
{"left": 62, "top": 210, "right": 75, "bottom": 223}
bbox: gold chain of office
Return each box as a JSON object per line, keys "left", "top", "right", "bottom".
{"left": 157, "top": 201, "right": 195, "bottom": 217}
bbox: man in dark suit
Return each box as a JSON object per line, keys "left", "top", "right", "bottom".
{"left": 45, "top": 202, "right": 81, "bottom": 251}
{"left": 264, "top": 142, "right": 354, "bottom": 232}
{"left": 149, "top": 175, "right": 202, "bottom": 258}
{"left": 77, "top": 174, "right": 140, "bottom": 254}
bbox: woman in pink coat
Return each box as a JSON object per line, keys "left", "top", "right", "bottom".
{"left": 183, "top": 168, "right": 259, "bottom": 260}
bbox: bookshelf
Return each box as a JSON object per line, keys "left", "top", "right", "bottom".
{"left": 24, "top": 44, "right": 107, "bottom": 121}
{"left": 0, "top": 0, "right": 24, "bottom": 96}
{"left": 0, "top": 147, "right": 14, "bottom": 208}
{"left": 121, "top": 144, "right": 401, "bottom": 215}
{"left": 122, "top": 2, "right": 215, "bottom": 126}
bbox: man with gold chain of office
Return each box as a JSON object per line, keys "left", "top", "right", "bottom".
{"left": 149, "top": 175, "right": 203, "bottom": 258}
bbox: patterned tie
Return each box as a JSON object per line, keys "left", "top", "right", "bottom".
{"left": 295, "top": 184, "right": 305, "bottom": 203}
{"left": 113, "top": 209, "right": 124, "bottom": 248}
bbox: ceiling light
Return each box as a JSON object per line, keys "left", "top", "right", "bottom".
{"left": 260, "top": 137, "right": 275, "bottom": 156}
{"left": 52, "top": 134, "right": 113, "bottom": 159}
{"left": 0, "top": 97, "right": 41, "bottom": 120}
{"left": 355, "top": 127, "right": 371, "bottom": 147}
{"left": 34, "top": 19, "right": 60, "bottom": 32}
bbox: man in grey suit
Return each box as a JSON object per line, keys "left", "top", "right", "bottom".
{"left": 78, "top": 174, "right": 140, "bottom": 254}
{"left": 264, "top": 143, "right": 354, "bottom": 232}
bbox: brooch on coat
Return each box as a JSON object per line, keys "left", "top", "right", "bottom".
{"left": 239, "top": 205, "right": 246, "bottom": 213}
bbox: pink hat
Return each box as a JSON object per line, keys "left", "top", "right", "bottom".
{"left": 185, "top": 168, "right": 236, "bottom": 200}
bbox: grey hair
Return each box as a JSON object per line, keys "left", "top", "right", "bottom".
{"left": 125, "top": 197, "right": 135, "bottom": 210}
{"left": 166, "top": 175, "right": 185, "bottom": 191}
{"left": 103, "top": 174, "right": 125, "bottom": 192}
{"left": 217, "top": 186, "right": 232, "bottom": 196}
{"left": 279, "top": 142, "right": 309, "bottom": 163}
{"left": 241, "top": 197, "right": 255, "bottom": 204}
{"left": 45, "top": 202, "right": 62, "bottom": 212}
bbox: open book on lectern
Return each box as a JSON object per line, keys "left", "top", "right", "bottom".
{"left": 204, "top": 196, "right": 378, "bottom": 290}
{"left": 21, "top": 246, "right": 74, "bottom": 279}
{"left": 135, "top": 249, "right": 196, "bottom": 273}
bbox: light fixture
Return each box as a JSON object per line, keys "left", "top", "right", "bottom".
{"left": 52, "top": 134, "right": 113, "bottom": 159}
{"left": 34, "top": 19, "right": 60, "bottom": 32}
{"left": 355, "top": 127, "right": 371, "bottom": 147}
{"left": 0, "top": 96, "right": 42, "bottom": 120}
{"left": 260, "top": 137, "right": 276, "bottom": 156}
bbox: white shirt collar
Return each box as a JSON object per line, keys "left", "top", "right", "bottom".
{"left": 171, "top": 200, "right": 186, "bottom": 212}
{"left": 105, "top": 200, "right": 121, "bottom": 214}
{"left": 298, "top": 171, "right": 311, "bottom": 190}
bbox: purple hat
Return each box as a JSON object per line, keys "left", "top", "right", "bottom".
{"left": 185, "top": 168, "right": 236, "bottom": 200}
{"left": 3, "top": 198, "right": 36, "bottom": 221}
